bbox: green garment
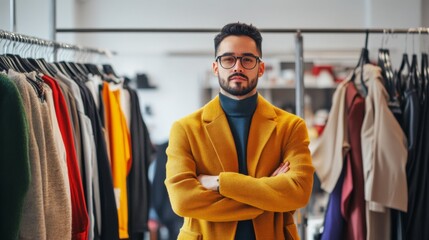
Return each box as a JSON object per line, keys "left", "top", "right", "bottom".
{"left": 0, "top": 73, "right": 30, "bottom": 240}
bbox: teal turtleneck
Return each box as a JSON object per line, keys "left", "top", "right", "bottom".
{"left": 219, "top": 92, "right": 258, "bottom": 174}
{"left": 219, "top": 92, "right": 258, "bottom": 240}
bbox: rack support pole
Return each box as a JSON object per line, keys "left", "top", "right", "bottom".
{"left": 51, "top": 0, "right": 57, "bottom": 61}
{"left": 9, "top": 0, "right": 16, "bottom": 32}
{"left": 295, "top": 31, "right": 304, "bottom": 118}
{"left": 295, "top": 31, "right": 307, "bottom": 240}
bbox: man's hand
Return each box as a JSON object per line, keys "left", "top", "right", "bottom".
{"left": 197, "top": 161, "right": 290, "bottom": 191}
{"left": 197, "top": 175, "right": 219, "bottom": 191}
{"left": 270, "top": 161, "right": 290, "bottom": 177}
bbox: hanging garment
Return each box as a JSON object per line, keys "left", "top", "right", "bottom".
{"left": 56, "top": 77, "right": 83, "bottom": 167}
{"left": 125, "top": 85, "right": 154, "bottom": 238}
{"left": 80, "top": 76, "right": 120, "bottom": 240}
{"left": 9, "top": 70, "right": 72, "bottom": 240}
{"left": 341, "top": 83, "right": 366, "bottom": 240}
{"left": 359, "top": 64, "right": 408, "bottom": 240}
{"left": 54, "top": 71, "right": 96, "bottom": 239}
{"left": 0, "top": 73, "right": 30, "bottom": 240}
{"left": 152, "top": 142, "right": 183, "bottom": 240}
{"left": 102, "top": 82, "right": 132, "bottom": 239}
{"left": 313, "top": 64, "right": 408, "bottom": 240}
{"left": 311, "top": 80, "right": 350, "bottom": 193}
{"left": 403, "top": 68, "right": 429, "bottom": 239}
{"left": 42, "top": 74, "right": 89, "bottom": 240}
{"left": 321, "top": 168, "right": 346, "bottom": 240}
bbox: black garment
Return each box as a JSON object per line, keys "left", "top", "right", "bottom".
{"left": 152, "top": 142, "right": 183, "bottom": 240}
{"left": 219, "top": 92, "right": 258, "bottom": 240}
{"left": 125, "top": 85, "right": 155, "bottom": 239}
{"left": 74, "top": 78, "right": 119, "bottom": 240}
{"left": 399, "top": 72, "right": 424, "bottom": 240}
{"left": 404, "top": 77, "right": 429, "bottom": 239}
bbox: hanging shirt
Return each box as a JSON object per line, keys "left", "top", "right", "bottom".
{"left": 102, "top": 82, "right": 132, "bottom": 239}
{"left": 125, "top": 85, "right": 154, "bottom": 237}
{"left": 359, "top": 64, "right": 408, "bottom": 240}
{"left": 42, "top": 74, "right": 89, "bottom": 240}
{"left": 341, "top": 82, "right": 366, "bottom": 240}
{"left": 321, "top": 168, "right": 346, "bottom": 240}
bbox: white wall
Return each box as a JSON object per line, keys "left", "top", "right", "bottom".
{"left": 1, "top": 0, "right": 425, "bottom": 143}
{"left": 110, "top": 54, "right": 212, "bottom": 143}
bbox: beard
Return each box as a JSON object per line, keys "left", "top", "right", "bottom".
{"left": 218, "top": 73, "right": 258, "bottom": 96}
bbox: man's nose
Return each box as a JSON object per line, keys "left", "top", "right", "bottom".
{"left": 233, "top": 58, "right": 244, "bottom": 72}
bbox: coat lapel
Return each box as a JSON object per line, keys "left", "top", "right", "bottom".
{"left": 247, "top": 96, "right": 277, "bottom": 175}
{"left": 203, "top": 96, "right": 239, "bottom": 172}
{"left": 203, "top": 95, "right": 277, "bottom": 175}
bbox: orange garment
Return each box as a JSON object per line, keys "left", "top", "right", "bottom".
{"left": 102, "top": 82, "right": 132, "bottom": 239}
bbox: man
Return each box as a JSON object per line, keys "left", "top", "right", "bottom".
{"left": 165, "top": 22, "right": 314, "bottom": 240}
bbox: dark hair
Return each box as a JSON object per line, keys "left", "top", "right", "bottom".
{"left": 214, "top": 22, "right": 263, "bottom": 57}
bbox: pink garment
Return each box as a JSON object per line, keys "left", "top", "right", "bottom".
{"left": 341, "top": 83, "right": 366, "bottom": 240}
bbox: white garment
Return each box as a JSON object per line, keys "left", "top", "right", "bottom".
{"left": 55, "top": 71, "right": 97, "bottom": 240}
{"left": 310, "top": 79, "right": 350, "bottom": 193}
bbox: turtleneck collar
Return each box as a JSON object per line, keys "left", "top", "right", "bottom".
{"left": 219, "top": 92, "right": 258, "bottom": 117}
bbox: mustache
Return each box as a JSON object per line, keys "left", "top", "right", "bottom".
{"left": 228, "top": 73, "right": 248, "bottom": 81}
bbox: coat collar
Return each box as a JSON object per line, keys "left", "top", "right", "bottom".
{"left": 202, "top": 94, "right": 277, "bottom": 175}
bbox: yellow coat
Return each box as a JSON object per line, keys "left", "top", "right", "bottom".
{"left": 165, "top": 94, "right": 314, "bottom": 240}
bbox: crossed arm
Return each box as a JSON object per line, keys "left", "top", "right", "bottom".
{"left": 165, "top": 120, "right": 314, "bottom": 221}
{"left": 198, "top": 161, "right": 291, "bottom": 191}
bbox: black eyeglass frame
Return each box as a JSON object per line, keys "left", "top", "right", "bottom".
{"left": 215, "top": 54, "right": 261, "bottom": 70}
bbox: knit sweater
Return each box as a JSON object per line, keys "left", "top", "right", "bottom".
{"left": 0, "top": 73, "right": 30, "bottom": 240}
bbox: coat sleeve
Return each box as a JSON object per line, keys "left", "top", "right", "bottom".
{"left": 219, "top": 119, "right": 314, "bottom": 212}
{"left": 165, "top": 121, "right": 264, "bottom": 222}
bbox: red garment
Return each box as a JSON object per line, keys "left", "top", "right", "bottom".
{"left": 42, "top": 75, "right": 89, "bottom": 240}
{"left": 341, "top": 83, "right": 366, "bottom": 240}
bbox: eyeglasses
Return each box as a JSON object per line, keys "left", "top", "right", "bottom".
{"left": 215, "top": 54, "right": 261, "bottom": 70}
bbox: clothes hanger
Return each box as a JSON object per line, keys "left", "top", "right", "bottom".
{"left": 102, "top": 64, "right": 119, "bottom": 78}
{"left": 420, "top": 28, "right": 429, "bottom": 101}
{"left": 3, "top": 34, "right": 38, "bottom": 73}
{"left": 85, "top": 63, "right": 103, "bottom": 76}
{"left": 0, "top": 56, "right": 12, "bottom": 71}
{"left": 35, "top": 58, "right": 58, "bottom": 76}
{"left": 76, "top": 63, "right": 90, "bottom": 75}
{"left": 350, "top": 30, "right": 369, "bottom": 96}
{"left": 422, "top": 52, "right": 428, "bottom": 100}
{"left": 408, "top": 30, "right": 420, "bottom": 97}
{"left": 379, "top": 30, "right": 396, "bottom": 99}
{"left": 0, "top": 31, "right": 13, "bottom": 71}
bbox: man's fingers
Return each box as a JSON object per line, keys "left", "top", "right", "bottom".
{"left": 271, "top": 161, "right": 291, "bottom": 176}
{"left": 271, "top": 162, "right": 284, "bottom": 176}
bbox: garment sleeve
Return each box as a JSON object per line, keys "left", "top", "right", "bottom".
{"left": 165, "top": 121, "right": 263, "bottom": 222}
{"left": 219, "top": 120, "right": 314, "bottom": 212}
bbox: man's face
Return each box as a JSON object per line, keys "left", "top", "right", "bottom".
{"left": 212, "top": 35, "right": 265, "bottom": 99}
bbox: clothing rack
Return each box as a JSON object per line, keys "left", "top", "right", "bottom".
{"left": 56, "top": 27, "right": 425, "bottom": 34}
{"left": 0, "top": 29, "right": 115, "bottom": 58}
{"left": 56, "top": 26, "right": 428, "bottom": 240}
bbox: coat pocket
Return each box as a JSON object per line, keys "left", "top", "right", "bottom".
{"left": 177, "top": 228, "right": 202, "bottom": 240}
{"left": 284, "top": 223, "right": 299, "bottom": 240}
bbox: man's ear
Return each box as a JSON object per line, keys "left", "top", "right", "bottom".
{"left": 258, "top": 61, "right": 265, "bottom": 77}
{"left": 212, "top": 61, "right": 219, "bottom": 76}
